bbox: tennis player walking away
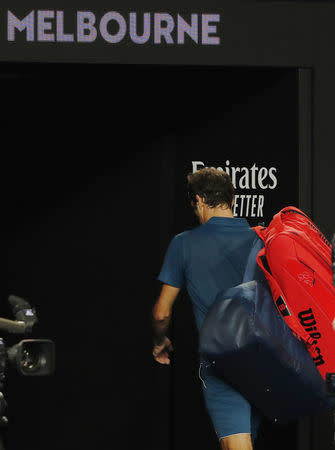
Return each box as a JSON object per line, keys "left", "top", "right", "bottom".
{"left": 152, "top": 167, "right": 260, "bottom": 450}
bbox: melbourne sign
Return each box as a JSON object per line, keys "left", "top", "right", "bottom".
{"left": 6, "top": 10, "right": 223, "bottom": 45}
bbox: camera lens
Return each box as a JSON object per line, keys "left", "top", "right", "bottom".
{"left": 20, "top": 347, "right": 40, "bottom": 373}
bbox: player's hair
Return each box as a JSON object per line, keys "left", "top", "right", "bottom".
{"left": 187, "top": 167, "right": 234, "bottom": 209}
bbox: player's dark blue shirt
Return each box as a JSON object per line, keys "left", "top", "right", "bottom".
{"left": 158, "top": 217, "right": 257, "bottom": 330}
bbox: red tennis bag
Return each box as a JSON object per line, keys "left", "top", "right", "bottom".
{"left": 253, "top": 206, "right": 335, "bottom": 379}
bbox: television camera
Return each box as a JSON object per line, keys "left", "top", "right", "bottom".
{"left": 0, "top": 294, "right": 55, "bottom": 450}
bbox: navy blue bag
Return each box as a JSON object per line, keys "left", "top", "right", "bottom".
{"left": 199, "top": 238, "right": 333, "bottom": 422}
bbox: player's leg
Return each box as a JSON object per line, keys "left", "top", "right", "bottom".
{"left": 199, "top": 361, "right": 258, "bottom": 449}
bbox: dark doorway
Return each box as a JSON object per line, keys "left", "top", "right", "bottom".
{"left": 0, "top": 63, "right": 299, "bottom": 450}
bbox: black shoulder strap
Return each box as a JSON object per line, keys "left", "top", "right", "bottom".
{"left": 242, "top": 236, "right": 264, "bottom": 283}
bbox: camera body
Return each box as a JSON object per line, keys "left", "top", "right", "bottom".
{"left": 0, "top": 295, "right": 56, "bottom": 439}
{"left": 0, "top": 295, "right": 55, "bottom": 378}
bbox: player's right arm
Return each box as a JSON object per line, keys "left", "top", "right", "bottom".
{"left": 152, "top": 283, "right": 180, "bottom": 364}
{"left": 153, "top": 234, "right": 185, "bottom": 364}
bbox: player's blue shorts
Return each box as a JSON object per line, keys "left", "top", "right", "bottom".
{"left": 199, "top": 360, "right": 261, "bottom": 442}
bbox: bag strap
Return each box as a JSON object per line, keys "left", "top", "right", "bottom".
{"left": 242, "top": 236, "right": 264, "bottom": 283}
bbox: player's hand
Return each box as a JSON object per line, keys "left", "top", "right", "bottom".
{"left": 153, "top": 337, "right": 173, "bottom": 365}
